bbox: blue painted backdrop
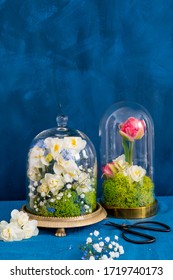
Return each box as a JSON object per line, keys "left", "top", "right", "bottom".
{"left": 0, "top": 0, "right": 173, "bottom": 200}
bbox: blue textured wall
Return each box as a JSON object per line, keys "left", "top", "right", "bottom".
{"left": 0, "top": 0, "right": 173, "bottom": 200}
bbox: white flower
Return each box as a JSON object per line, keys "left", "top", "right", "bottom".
{"left": 105, "top": 237, "right": 110, "bottom": 242}
{"left": 113, "top": 154, "right": 129, "bottom": 171}
{"left": 53, "top": 162, "right": 64, "bottom": 176}
{"left": 93, "top": 243, "right": 102, "bottom": 253}
{"left": 94, "top": 230, "right": 99, "bottom": 237}
{"left": 63, "top": 173, "right": 75, "bottom": 183}
{"left": 29, "top": 146, "right": 49, "bottom": 168}
{"left": 119, "top": 245, "right": 124, "bottom": 254}
{"left": 27, "top": 166, "right": 42, "bottom": 182}
{"left": 114, "top": 235, "right": 119, "bottom": 240}
{"left": 0, "top": 221, "right": 8, "bottom": 231}
{"left": 114, "top": 252, "right": 120, "bottom": 258}
{"left": 127, "top": 165, "right": 146, "bottom": 182}
{"left": 10, "top": 210, "right": 29, "bottom": 227}
{"left": 86, "top": 237, "right": 92, "bottom": 243}
{"left": 78, "top": 172, "right": 90, "bottom": 185}
{"left": 89, "top": 256, "right": 95, "bottom": 260}
{"left": 67, "top": 184, "right": 72, "bottom": 189}
{"left": 81, "top": 230, "right": 124, "bottom": 260}
{"left": 22, "top": 220, "right": 39, "bottom": 239}
{"left": 0, "top": 221, "right": 24, "bottom": 242}
{"left": 76, "top": 184, "right": 91, "bottom": 195}
{"left": 39, "top": 173, "right": 64, "bottom": 195}
{"left": 101, "top": 255, "right": 109, "bottom": 260}
{"left": 109, "top": 251, "right": 117, "bottom": 258}
{"left": 53, "top": 157, "right": 80, "bottom": 182}
{"left": 37, "top": 183, "right": 49, "bottom": 195}
{"left": 0, "top": 210, "right": 39, "bottom": 242}
{"left": 45, "top": 137, "right": 63, "bottom": 155}
{"left": 56, "top": 192, "right": 64, "bottom": 200}
{"left": 63, "top": 137, "right": 86, "bottom": 153}
{"left": 114, "top": 242, "right": 119, "bottom": 248}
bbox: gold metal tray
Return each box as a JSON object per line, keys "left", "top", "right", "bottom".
{"left": 102, "top": 200, "right": 158, "bottom": 219}
{"left": 21, "top": 203, "right": 107, "bottom": 236}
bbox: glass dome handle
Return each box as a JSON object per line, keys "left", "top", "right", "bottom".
{"left": 56, "top": 115, "right": 68, "bottom": 128}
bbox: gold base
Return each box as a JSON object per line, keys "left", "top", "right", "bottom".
{"left": 102, "top": 200, "right": 158, "bottom": 219}
{"left": 21, "top": 203, "right": 107, "bottom": 236}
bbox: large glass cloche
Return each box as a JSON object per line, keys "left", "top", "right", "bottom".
{"left": 26, "top": 115, "right": 97, "bottom": 218}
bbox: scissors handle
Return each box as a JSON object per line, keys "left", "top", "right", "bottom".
{"left": 132, "top": 221, "right": 171, "bottom": 232}
{"left": 122, "top": 228, "right": 156, "bottom": 244}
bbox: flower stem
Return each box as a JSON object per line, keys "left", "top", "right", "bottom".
{"left": 122, "top": 139, "right": 129, "bottom": 163}
{"left": 129, "top": 141, "right": 134, "bottom": 165}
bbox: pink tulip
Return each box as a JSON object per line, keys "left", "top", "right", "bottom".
{"left": 119, "top": 117, "right": 146, "bottom": 142}
{"left": 102, "top": 162, "right": 117, "bottom": 177}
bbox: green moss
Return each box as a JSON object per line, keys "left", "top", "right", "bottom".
{"left": 37, "top": 206, "right": 54, "bottom": 217}
{"left": 48, "top": 190, "right": 81, "bottom": 217}
{"left": 84, "top": 191, "right": 97, "bottom": 211}
{"left": 102, "top": 173, "right": 154, "bottom": 208}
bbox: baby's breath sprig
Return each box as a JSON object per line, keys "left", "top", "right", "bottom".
{"left": 80, "top": 230, "right": 124, "bottom": 260}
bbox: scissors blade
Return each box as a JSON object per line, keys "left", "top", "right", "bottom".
{"left": 104, "top": 221, "right": 126, "bottom": 230}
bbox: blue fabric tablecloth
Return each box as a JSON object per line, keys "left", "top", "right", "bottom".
{"left": 0, "top": 197, "right": 173, "bottom": 260}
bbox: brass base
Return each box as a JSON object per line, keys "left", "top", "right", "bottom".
{"left": 102, "top": 200, "right": 158, "bottom": 219}
{"left": 21, "top": 203, "right": 107, "bottom": 236}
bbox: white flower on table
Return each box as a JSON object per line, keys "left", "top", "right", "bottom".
{"left": 101, "top": 255, "right": 109, "bottom": 260}
{"left": 0, "top": 221, "right": 24, "bottom": 242}
{"left": 89, "top": 256, "right": 95, "bottom": 260}
{"left": 10, "top": 209, "right": 29, "bottom": 227}
{"left": 86, "top": 237, "right": 92, "bottom": 244}
{"left": 22, "top": 220, "right": 39, "bottom": 239}
{"left": 126, "top": 165, "right": 146, "bottom": 182}
{"left": 93, "top": 230, "right": 99, "bottom": 237}
{"left": 105, "top": 236, "right": 110, "bottom": 242}
{"left": 93, "top": 243, "right": 102, "bottom": 253}
{"left": 0, "top": 210, "right": 39, "bottom": 242}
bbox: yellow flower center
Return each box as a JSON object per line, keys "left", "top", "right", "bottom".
{"left": 45, "top": 153, "right": 53, "bottom": 162}
{"left": 135, "top": 170, "right": 140, "bottom": 176}
{"left": 54, "top": 144, "right": 59, "bottom": 153}
{"left": 71, "top": 138, "right": 77, "bottom": 147}
{"left": 69, "top": 172, "right": 75, "bottom": 177}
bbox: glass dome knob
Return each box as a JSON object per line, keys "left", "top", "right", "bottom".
{"left": 56, "top": 115, "right": 68, "bottom": 128}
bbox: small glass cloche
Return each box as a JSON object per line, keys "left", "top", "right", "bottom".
{"left": 26, "top": 115, "right": 97, "bottom": 218}
{"left": 99, "top": 102, "right": 157, "bottom": 218}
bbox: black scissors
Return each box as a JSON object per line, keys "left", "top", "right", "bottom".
{"left": 105, "top": 221, "right": 171, "bottom": 244}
